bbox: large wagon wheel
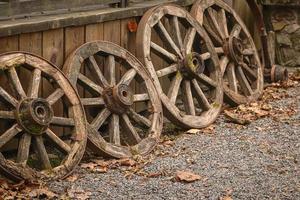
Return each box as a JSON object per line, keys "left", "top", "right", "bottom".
{"left": 190, "top": 0, "right": 264, "bottom": 105}
{"left": 63, "top": 41, "right": 163, "bottom": 158}
{"left": 136, "top": 5, "right": 223, "bottom": 129}
{"left": 0, "top": 52, "right": 86, "bottom": 181}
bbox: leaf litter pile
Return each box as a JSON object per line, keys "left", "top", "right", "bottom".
{"left": 0, "top": 71, "right": 299, "bottom": 199}
{"left": 224, "top": 73, "right": 299, "bottom": 126}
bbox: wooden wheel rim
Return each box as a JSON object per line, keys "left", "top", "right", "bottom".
{"left": 191, "top": 0, "right": 264, "bottom": 105}
{"left": 136, "top": 4, "right": 223, "bottom": 129}
{"left": 63, "top": 41, "right": 163, "bottom": 158}
{"left": 0, "top": 52, "right": 87, "bottom": 181}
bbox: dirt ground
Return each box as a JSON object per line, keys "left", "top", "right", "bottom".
{"left": 1, "top": 75, "right": 299, "bottom": 200}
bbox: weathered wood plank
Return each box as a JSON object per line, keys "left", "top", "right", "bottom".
{"left": 43, "top": 28, "right": 64, "bottom": 136}
{"left": 0, "top": 0, "right": 195, "bottom": 37}
{"left": 19, "top": 32, "right": 42, "bottom": 99}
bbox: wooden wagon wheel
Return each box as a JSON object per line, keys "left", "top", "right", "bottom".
{"left": 190, "top": 0, "right": 264, "bottom": 105}
{"left": 0, "top": 52, "right": 87, "bottom": 181}
{"left": 63, "top": 41, "right": 163, "bottom": 158}
{"left": 136, "top": 4, "right": 223, "bottom": 129}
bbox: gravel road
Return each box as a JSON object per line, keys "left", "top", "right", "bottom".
{"left": 47, "top": 82, "right": 300, "bottom": 200}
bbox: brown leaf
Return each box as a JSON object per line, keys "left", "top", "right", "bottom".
{"left": 118, "top": 158, "right": 136, "bottom": 167}
{"left": 92, "top": 159, "right": 109, "bottom": 167}
{"left": 66, "top": 174, "right": 79, "bottom": 182}
{"left": 220, "top": 196, "right": 233, "bottom": 200}
{"left": 95, "top": 166, "right": 108, "bottom": 173}
{"left": 81, "top": 162, "right": 97, "bottom": 170}
{"left": 186, "top": 129, "right": 201, "bottom": 134}
{"left": 147, "top": 172, "right": 162, "bottom": 178}
{"left": 29, "top": 188, "right": 57, "bottom": 199}
{"left": 163, "top": 140, "right": 175, "bottom": 146}
{"left": 175, "top": 171, "right": 201, "bottom": 183}
{"left": 224, "top": 110, "right": 252, "bottom": 125}
{"left": 67, "top": 188, "right": 91, "bottom": 200}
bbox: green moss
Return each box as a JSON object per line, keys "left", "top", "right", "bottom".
{"left": 212, "top": 102, "right": 220, "bottom": 108}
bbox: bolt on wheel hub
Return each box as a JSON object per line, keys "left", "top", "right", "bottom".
{"left": 103, "top": 84, "right": 134, "bottom": 114}
{"left": 180, "top": 53, "right": 205, "bottom": 79}
{"left": 16, "top": 98, "right": 53, "bottom": 135}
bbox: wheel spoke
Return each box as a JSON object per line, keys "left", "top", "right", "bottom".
{"left": 51, "top": 117, "right": 75, "bottom": 127}
{"left": 28, "top": 69, "right": 41, "bottom": 98}
{"left": 34, "top": 136, "right": 52, "bottom": 170}
{"left": 243, "top": 48, "right": 254, "bottom": 56}
{"left": 45, "top": 129, "right": 71, "bottom": 153}
{"left": 7, "top": 68, "right": 27, "bottom": 99}
{"left": 207, "top": 7, "right": 226, "bottom": 40}
{"left": 86, "top": 56, "right": 109, "bottom": 87}
{"left": 220, "top": 56, "right": 230, "bottom": 75}
{"left": 121, "top": 114, "right": 141, "bottom": 143}
{"left": 133, "top": 93, "right": 150, "bottom": 102}
{"left": 203, "top": 18, "right": 223, "bottom": 46}
{"left": 226, "top": 63, "right": 238, "bottom": 93}
{"left": 105, "top": 55, "right": 116, "bottom": 85}
{"left": 16, "top": 133, "right": 31, "bottom": 165}
{"left": 218, "top": 9, "right": 229, "bottom": 38}
{"left": 0, "top": 111, "right": 15, "bottom": 120}
{"left": 171, "top": 16, "right": 183, "bottom": 49}
{"left": 91, "top": 108, "right": 111, "bottom": 130}
{"left": 232, "top": 24, "right": 242, "bottom": 38}
{"left": 109, "top": 114, "right": 120, "bottom": 145}
{"left": 240, "top": 62, "right": 257, "bottom": 81}
{"left": 81, "top": 97, "right": 105, "bottom": 106}
{"left": 46, "top": 88, "right": 64, "bottom": 106}
{"left": 150, "top": 42, "right": 177, "bottom": 62}
{"left": 127, "top": 108, "right": 151, "bottom": 128}
{"left": 181, "top": 80, "right": 196, "bottom": 115}
{"left": 156, "top": 21, "right": 183, "bottom": 58}
{"left": 167, "top": 73, "right": 183, "bottom": 104}
{"left": 78, "top": 73, "right": 103, "bottom": 95}
{"left": 0, "top": 124, "right": 22, "bottom": 149}
{"left": 195, "top": 74, "right": 217, "bottom": 88}
{"left": 192, "top": 79, "right": 211, "bottom": 111}
{"left": 0, "top": 86, "right": 18, "bottom": 107}
{"left": 215, "top": 47, "right": 224, "bottom": 54}
{"left": 200, "top": 52, "right": 211, "bottom": 60}
{"left": 183, "top": 27, "right": 196, "bottom": 54}
{"left": 156, "top": 64, "right": 178, "bottom": 78}
{"left": 236, "top": 65, "right": 253, "bottom": 96}
{"left": 118, "top": 69, "right": 137, "bottom": 86}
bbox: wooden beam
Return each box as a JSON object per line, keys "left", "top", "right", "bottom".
{"left": 0, "top": 0, "right": 194, "bottom": 37}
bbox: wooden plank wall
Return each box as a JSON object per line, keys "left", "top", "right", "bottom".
{"left": 0, "top": 18, "right": 136, "bottom": 68}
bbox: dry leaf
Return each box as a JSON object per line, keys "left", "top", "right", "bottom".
{"left": 175, "top": 171, "right": 201, "bottom": 183}
{"left": 81, "top": 162, "right": 97, "bottom": 170}
{"left": 118, "top": 158, "right": 136, "bottom": 167}
{"left": 186, "top": 129, "right": 201, "bottom": 134}
{"left": 67, "top": 188, "right": 91, "bottom": 200}
{"left": 163, "top": 140, "right": 175, "bottom": 146}
{"left": 66, "top": 174, "right": 79, "bottom": 182}
{"left": 220, "top": 196, "right": 233, "bottom": 200}
{"left": 224, "top": 110, "right": 251, "bottom": 125}
{"left": 29, "top": 188, "right": 57, "bottom": 199}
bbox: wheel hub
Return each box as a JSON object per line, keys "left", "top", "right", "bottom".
{"left": 103, "top": 84, "right": 134, "bottom": 114}
{"left": 16, "top": 98, "right": 53, "bottom": 135}
{"left": 225, "top": 36, "right": 245, "bottom": 63}
{"left": 180, "top": 53, "right": 205, "bottom": 79}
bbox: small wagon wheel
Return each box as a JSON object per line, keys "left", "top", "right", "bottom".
{"left": 136, "top": 4, "right": 223, "bottom": 129}
{"left": 0, "top": 52, "right": 86, "bottom": 181}
{"left": 190, "top": 0, "right": 264, "bottom": 105}
{"left": 63, "top": 41, "right": 163, "bottom": 158}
